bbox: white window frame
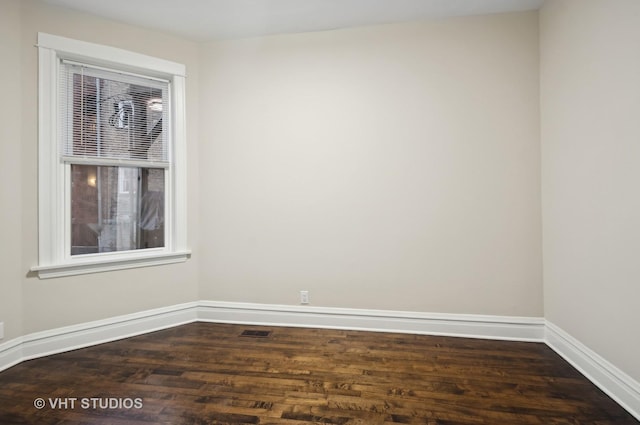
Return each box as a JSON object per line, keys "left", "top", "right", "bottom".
{"left": 32, "top": 33, "right": 190, "bottom": 279}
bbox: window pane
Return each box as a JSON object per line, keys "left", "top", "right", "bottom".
{"left": 71, "top": 165, "right": 165, "bottom": 255}
{"left": 61, "top": 63, "right": 168, "bottom": 164}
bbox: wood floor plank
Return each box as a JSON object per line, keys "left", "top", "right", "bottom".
{"left": 0, "top": 323, "right": 637, "bottom": 424}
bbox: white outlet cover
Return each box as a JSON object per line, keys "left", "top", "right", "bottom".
{"left": 300, "top": 291, "right": 309, "bottom": 304}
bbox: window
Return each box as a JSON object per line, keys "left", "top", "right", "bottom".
{"left": 32, "top": 33, "right": 189, "bottom": 278}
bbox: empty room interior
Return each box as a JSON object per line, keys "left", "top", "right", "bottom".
{"left": 1, "top": 0, "right": 639, "bottom": 423}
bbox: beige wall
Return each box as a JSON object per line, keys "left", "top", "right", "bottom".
{"left": 0, "top": 0, "right": 24, "bottom": 341}
{"left": 14, "top": 0, "right": 201, "bottom": 334}
{"left": 541, "top": 0, "right": 640, "bottom": 381}
{"left": 199, "top": 12, "right": 543, "bottom": 316}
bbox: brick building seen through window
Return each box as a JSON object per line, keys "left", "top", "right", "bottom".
{"left": 69, "top": 73, "right": 165, "bottom": 255}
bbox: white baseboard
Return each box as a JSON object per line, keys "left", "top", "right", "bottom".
{"left": 3, "top": 301, "right": 638, "bottom": 421}
{"left": 0, "top": 338, "right": 24, "bottom": 372}
{"left": 545, "top": 321, "right": 640, "bottom": 421}
{"left": 0, "top": 302, "right": 198, "bottom": 373}
{"left": 0, "top": 301, "right": 544, "bottom": 373}
{"left": 198, "top": 301, "right": 546, "bottom": 342}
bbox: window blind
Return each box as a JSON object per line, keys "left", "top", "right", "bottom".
{"left": 59, "top": 61, "right": 170, "bottom": 167}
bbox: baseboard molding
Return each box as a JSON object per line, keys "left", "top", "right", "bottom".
{"left": 545, "top": 321, "right": 640, "bottom": 421}
{"left": 0, "top": 338, "right": 24, "bottom": 372}
{"left": 198, "top": 301, "right": 546, "bottom": 342}
{"left": 4, "top": 302, "right": 638, "bottom": 422}
{"left": 0, "top": 302, "right": 198, "bottom": 373}
{"left": 0, "top": 301, "right": 544, "bottom": 373}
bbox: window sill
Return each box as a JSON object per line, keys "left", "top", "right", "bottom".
{"left": 31, "top": 250, "right": 191, "bottom": 279}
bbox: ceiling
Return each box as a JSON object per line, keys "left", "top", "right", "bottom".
{"left": 42, "top": 0, "right": 544, "bottom": 42}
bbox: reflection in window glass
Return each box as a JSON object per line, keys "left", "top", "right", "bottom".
{"left": 71, "top": 165, "right": 164, "bottom": 255}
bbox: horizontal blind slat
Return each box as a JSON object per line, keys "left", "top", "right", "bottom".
{"left": 61, "top": 156, "right": 170, "bottom": 169}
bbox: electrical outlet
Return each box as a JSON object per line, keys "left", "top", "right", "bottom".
{"left": 0, "top": 322, "right": 4, "bottom": 340}
{"left": 300, "top": 290, "right": 309, "bottom": 305}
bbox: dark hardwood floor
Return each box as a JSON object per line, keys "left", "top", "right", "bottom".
{"left": 0, "top": 322, "right": 636, "bottom": 424}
